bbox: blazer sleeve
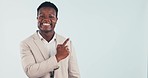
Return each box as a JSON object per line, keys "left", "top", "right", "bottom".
{"left": 20, "top": 41, "right": 59, "bottom": 78}
{"left": 68, "top": 41, "right": 81, "bottom": 78}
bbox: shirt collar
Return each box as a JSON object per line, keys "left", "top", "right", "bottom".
{"left": 37, "top": 30, "right": 56, "bottom": 42}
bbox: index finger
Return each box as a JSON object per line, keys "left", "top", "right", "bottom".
{"left": 62, "top": 38, "right": 69, "bottom": 46}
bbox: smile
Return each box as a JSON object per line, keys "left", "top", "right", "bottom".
{"left": 42, "top": 23, "right": 51, "bottom": 26}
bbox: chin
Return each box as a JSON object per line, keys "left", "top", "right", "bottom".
{"left": 41, "top": 30, "right": 53, "bottom": 33}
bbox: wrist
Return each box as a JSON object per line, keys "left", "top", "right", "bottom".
{"left": 55, "top": 55, "right": 60, "bottom": 62}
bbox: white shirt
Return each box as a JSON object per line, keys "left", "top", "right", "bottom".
{"left": 37, "top": 31, "right": 57, "bottom": 57}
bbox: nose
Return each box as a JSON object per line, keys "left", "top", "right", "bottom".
{"left": 42, "top": 17, "right": 51, "bottom": 23}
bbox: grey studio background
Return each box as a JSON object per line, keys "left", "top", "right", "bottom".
{"left": 0, "top": 0, "right": 147, "bottom": 78}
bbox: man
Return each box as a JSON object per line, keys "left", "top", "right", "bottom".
{"left": 20, "top": 1, "right": 80, "bottom": 78}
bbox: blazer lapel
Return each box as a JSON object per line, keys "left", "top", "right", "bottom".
{"left": 33, "top": 32, "right": 49, "bottom": 60}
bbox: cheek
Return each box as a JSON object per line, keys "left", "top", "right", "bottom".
{"left": 37, "top": 17, "right": 43, "bottom": 22}
{"left": 37, "top": 19, "right": 42, "bottom": 23}
{"left": 52, "top": 19, "right": 57, "bottom": 23}
{"left": 37, "top": 20, "right": 42, "bottom": 27}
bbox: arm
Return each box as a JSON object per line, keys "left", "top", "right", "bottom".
{"left": 68, "top": 41, "right": 80, "bottom": 78}
{"left": 20, "top": 41, "right": 59, "bottom": 78}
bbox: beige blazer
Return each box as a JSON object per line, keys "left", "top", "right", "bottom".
{"left": 20, "top": 31, "right": 80, "bottom": 78}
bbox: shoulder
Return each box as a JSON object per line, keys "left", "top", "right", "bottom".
{"left": 56, "top": 33, "right": 71, "bottom": 43}
{"left": 56, "top": 33, "right": 72, "bottom": 46}
{"left": 20, "top": 32, "right": 37, "bottom": 44}
{"left": 56, "top": 33, "right": 66, "bottom": 40}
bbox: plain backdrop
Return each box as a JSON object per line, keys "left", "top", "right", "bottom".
{"left": 0, "top": 0, "right": 147, "bottom": 78}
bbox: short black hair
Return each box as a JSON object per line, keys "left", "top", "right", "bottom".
{"left": 37, "top": 1, "right": 58, "bottom": 17}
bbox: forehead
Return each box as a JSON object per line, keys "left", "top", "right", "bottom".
{"left": 38, "top": 7, "right": 56, "bottom": 14}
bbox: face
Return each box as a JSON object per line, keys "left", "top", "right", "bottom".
{"left": 37, "top": 7, "right": 58, "bottom": 33}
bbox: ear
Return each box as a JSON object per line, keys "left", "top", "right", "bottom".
{"left": 37, "top": 16, "right": 40, "bottom": 21}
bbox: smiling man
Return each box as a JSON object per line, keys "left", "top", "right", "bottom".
{"left": 20, "top": 1, "right": 80, "bottom": 78}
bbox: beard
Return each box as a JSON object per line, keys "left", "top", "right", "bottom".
{"left": 40, "top": 29, "right": 52, "bottom": 33}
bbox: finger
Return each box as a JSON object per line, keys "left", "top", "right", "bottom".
{"left": 57, "top": 44, "right": 63, "bottom": 46}
{"left": 64, "top": 46, "right": 69, "bottom": 50}
{"left": 57, "top": 44, "right": 63, "bottom": 48}
{"left": 64, "top": 45, "right": 68, "bottom": 48}
{"left": 62, "top": 38, "right": 69, "bottom": 46}
{"left": 66, "top": 47, "right": 69, "bottom": 51}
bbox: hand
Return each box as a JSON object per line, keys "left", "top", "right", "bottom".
{"left": 55, "top": 38, "right": 70, "bottom": 62}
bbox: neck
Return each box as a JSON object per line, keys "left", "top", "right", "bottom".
{"left": 39, "top": 30, "right": 55, "bottom": 42}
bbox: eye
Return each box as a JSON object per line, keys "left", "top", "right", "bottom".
{"left": 39, "top": 15, "right": 45, "bottom": 18}
{"left": 49, "top": 16, "right": 54, "bottom": 18}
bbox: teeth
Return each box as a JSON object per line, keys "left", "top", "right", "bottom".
{"left": 43, "top": 23, "right": 50, "bottom": 26}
